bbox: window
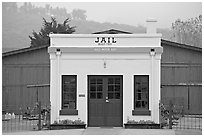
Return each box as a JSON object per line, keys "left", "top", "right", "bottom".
{"left": 108, "top": 78, "right": 121, "bottom": 99}
{"left": 60, "top": 75, "right": 78, "bottom": 115}
{"left": 133, "top": 75, "right": 151, "bottom": 115}
{"left": 89, "top": 78, "right": 103, "bottom": 99}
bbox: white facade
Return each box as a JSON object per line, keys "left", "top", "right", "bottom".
{"left": 48, "top": 20, "right": 163, "bottom": 127}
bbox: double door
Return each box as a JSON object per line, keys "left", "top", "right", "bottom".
{"left": 88, "top": 75, "right": 123, "bottom": 127}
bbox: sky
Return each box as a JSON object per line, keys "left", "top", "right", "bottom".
{"left": 16, "top": 2, "right": 202, "bottom": 28}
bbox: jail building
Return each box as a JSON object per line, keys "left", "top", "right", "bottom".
{"left": 2, "top": 19, "right": 202, "bottom": 127}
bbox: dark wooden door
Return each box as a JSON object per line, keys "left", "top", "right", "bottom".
{"left": 88, "top": 75, "right": 123, "bottom": 127}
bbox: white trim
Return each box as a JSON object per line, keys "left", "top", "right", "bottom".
{"left": 49, "top": 34, "right": 162, "bottom": 38}
{"left": 56, "top": 52, "right": 61, "bottom": 122}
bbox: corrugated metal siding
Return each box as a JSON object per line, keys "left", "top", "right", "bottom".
{"left": 161, "top": 43, "right": 202, "bottom": 114}
{"left": 2, "top": 48, "right": 50, "bottom": 112}
{"left": 161, "top": 43, "right": 201, "bottom": 63}
{"left": 189, "top": 86, "right": 202, "bottom": 114}
{"left": 161, "top": 65, "right": 202, "bottom": 84}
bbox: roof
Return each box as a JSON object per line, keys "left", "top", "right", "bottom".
{"left": 2, "top": 29, "right": 201, "bottom": 57}
{"left": 161, "top": 39, "right": 201, "bottom": 52}
{"left": 2, "top": 45, "right": 49, "bottom": 57}
{"left": 92, "top": 29, "right": 132, "bottom": 34}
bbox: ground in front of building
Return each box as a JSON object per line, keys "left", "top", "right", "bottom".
{"left": 174, "top": 129, "right": 202, "bottom": 135}
{"left": 3, "top": 128, "right": 202, "bottom": 135}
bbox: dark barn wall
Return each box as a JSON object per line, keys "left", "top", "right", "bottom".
{"left": 161, "top": 41, "right": 202, "bottom": 114}
{"left": 2, "top": 48, "right": 50, "bottom": 113}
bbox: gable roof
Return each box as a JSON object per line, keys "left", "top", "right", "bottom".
{"left": 92, "top": 29, "right": 132, "bottom": 34}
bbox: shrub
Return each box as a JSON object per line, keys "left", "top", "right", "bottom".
{"left": 159, "top": 103, "right": 183, "bottom": 127}
{"left": 127, "top": 120, "right": 156, "bottom": 124}
{"left": 53, "top": 119, "right": 85, "bottom": 125}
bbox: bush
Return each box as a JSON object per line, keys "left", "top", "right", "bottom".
{"left": 53, "top": 119, "right": 85, "bottom": 125}
{"left": 127, "top": 120, "right": 156, "bottom": 124}
{"left": 159, "top": 103, "right": 183, "bottom": 127}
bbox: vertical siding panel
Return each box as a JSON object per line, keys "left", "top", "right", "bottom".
{"left": 161, "top": 66, "right": 165, "bottom": 85}
{"left": 161, "top": 87, "right": 167, "bottom": 103}
{"left": 3, "top": 48, "right": 50, "bottom": 110}
{"left": 198, "top": 66, "right": 202, "bottom": 82}
{"left": 30, "top": 88, "right": 36, "bottom": 106}
{"left": 19, "top": 67, "right": 23, "bottom": 106}
{"left": 165, "top": 67, "right": 171, "bottom": 84}
{"left": 37, "top": 67, "right": 42, "bottom": 103}
{"left": 42, "top": 87, "right": 48, "bottom": 106}
{"left": 192, "top": 66, "right": 202, "bottom": 83}
{"left": 2, "top": 66, "right": 8, "bottom": 109}
{"left": 189, "top": 86, "right": 202, "bottom": 114}
{"left": 16, "top": 87, "right": 21, "bottom": 111}
{"left": 40, "top": 87, "right": 44, "bottom": 105}
{"left": 23, "top": 67, "right": 29, "bottom": 85}
{"left": 8, "top": 67, "right": 20, "bottom": 85}
{"left": 162, "top": 86, "right": 175, "bottom": 103}
{"left": 174, "top": 86, "right": 188, "bottom": 112}
{"left": 21, "top": 86, "right": 25, "bottom": 107}
{"left": 174, "top": 67, "right": 188, "bottom": 84}
{"left": 171, "top": 67, "right": 175, "bottom": 84}
{"left": 2, "top": 87, "right": 9, "bottom": 112}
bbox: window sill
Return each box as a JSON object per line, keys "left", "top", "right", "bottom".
{"left": 59, "top": 109, "right": 78, "bottom": 115}
{"left": 132, "top": 109, "right": 151, "bottom": 116}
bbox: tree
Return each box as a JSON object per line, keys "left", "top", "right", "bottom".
{"left": 171, "top": 15, "right": 202, "bottom": 47}
{"left": 71, "top": 9, "right": 87, "bottom": 20}
{"left": 29, "top": 17, "right": 76, "bottom": 47}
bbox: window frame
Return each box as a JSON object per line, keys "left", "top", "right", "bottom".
{"left": 60, "top": 75, "right": 78, "bottom": 115}
{"left": 133, "top": 75, "right": 151, "bottom": 116}
{"left": 89, "top": 77, "right": 104, "bottom": 99}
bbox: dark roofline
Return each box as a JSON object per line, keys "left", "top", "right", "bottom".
{"left": 92, "top": 29, "right": 132, "bottom": 34}
{"left": 161, "top": 39, "right": 202, "bottom": 52}
{"left": 2, "top": 45, "right": 49, "bottom": 57}
{"left": 2, "top": 39, "right": 201, "bottom": 58}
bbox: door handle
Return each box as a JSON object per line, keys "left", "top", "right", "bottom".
{"left": 105, "top": 97, "right": 109, "bottom": 103}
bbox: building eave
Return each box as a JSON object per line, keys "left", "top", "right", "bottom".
{"left": 161, "top": 39, "right": 202, "bottom": 52}
{"left": 2, "top": 45, "right": 49, "bottom": 57}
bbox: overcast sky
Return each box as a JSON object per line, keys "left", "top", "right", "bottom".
{"left": 18, "top": 2, "right": 202, "bottom": 29}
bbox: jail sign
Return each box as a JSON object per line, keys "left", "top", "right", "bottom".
{"left": 95, "top": 37, "right": 117, "bottom": 45}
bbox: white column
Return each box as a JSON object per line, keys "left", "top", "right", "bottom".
{"left": 154, "top": 55, "right": 162, "bottom": 123}
{"left": 50, "top": 54, "right": 57, "bottom": 124}
{"left": 56, "top": 50, "right": 61, "bottom": 122}
{"left": 150, "top": 49, "right": 156, "bottom": 122}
